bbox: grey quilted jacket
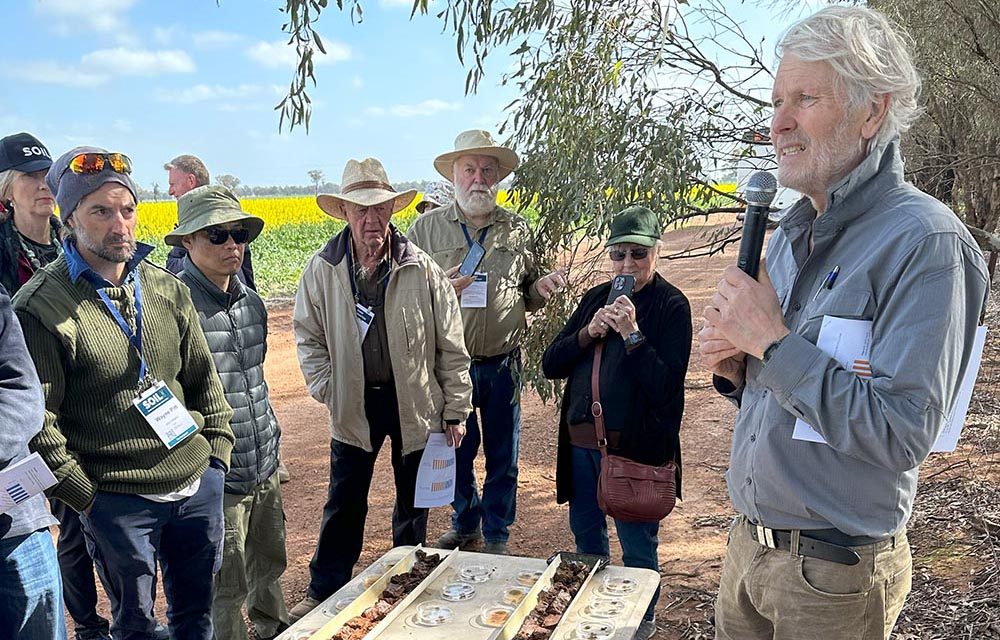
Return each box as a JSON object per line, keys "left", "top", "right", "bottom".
{"left": 179, "top": 256, "right": 280, "bottom": 495}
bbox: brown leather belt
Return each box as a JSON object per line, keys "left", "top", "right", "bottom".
{"left": 744, "top": 518, "right": 892, "bottom": 566}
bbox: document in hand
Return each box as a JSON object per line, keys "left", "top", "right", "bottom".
{"left": 791, "top": 316, "right": 988, "bottom": 453}
{"left": 0, "top": 452, "right": 56, "bottom": 515}
{"left": 414, "top": 432, "right": 457, "bottom": 508}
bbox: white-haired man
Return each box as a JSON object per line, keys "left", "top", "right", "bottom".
{"left": 407, "top": 130, "right": 566, "bottom": 555}
{"left": 698, "top": 7, "right": 989, "bottom": 639}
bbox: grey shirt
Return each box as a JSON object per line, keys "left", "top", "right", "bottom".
{"left": 717, "top": 139, "right": 990, "bottom": 538}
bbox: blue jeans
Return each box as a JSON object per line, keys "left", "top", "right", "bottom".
{"left": 568, "top": 446, "right": 660, "bottom": 621}
{"left": 80, "top": 466, "right": 225, "bottom": 640}
{"left": 452, "top": 351, "right": 521, "bottom": 544}
{"left": 0, "top": 528, "right": 68, "bottom": 640}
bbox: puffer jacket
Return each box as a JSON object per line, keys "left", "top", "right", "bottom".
{"left": 179, "top": 256, "right": 280, "bottom": 495}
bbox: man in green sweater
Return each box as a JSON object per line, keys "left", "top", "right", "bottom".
{"left": 13, "top": 146, "right": 235, "bottom": 640}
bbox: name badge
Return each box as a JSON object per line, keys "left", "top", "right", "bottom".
{"left": 460, "top": 272, "right": 488, "bottom": 309}
{"left": 355, "top": 303, "right": 375, "bottom": 341}
{"left": 132, "top": 381, "right": 198, "bottom": 449}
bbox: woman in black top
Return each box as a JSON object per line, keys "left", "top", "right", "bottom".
{"left": 0, "top": 132, "right": 62, "bottom": 295}
{"left": 542, "top": 206, "right": 692, "bottom": 640}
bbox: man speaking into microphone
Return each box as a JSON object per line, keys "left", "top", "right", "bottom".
{"left": 698, "top": 6, "right": 988, "bottom": 640}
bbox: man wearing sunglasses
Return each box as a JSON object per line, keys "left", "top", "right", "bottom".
{"left": 166, "top": 186, "right": 289, "bottom": 640}
{"left": 13, "top": 146, "right": 235, "bottom": 640}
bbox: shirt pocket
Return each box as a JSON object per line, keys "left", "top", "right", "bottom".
{"left": 806, "top": 288, "right": 874, "bottom": 321}
{"left": 431, "top": 246, "right": 467, "bottom": 272}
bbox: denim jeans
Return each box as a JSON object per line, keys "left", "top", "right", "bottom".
{"left": 308, "top": 384, "right": 427, "bottom": 601}
{"left": 452, "top": 351, "right": 521, "bottom": 544}
{"left": 51, "top": 499, "right": 112, "bottom": 639}
{"left": 568, "top": 446, "right": 660, "bottom": 621}
{"left": 0, "top": 528, "right": 68, "bottom": 640}
{"left": 80, "top": 465, "right": 225, "bottom": 640}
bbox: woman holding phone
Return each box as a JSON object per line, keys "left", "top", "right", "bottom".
{"left": 541, "top": 205, "right": 692, "bottom": 640}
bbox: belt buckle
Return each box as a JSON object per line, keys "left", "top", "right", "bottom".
{"left": 756, "top": 524, "right": 777, "bottom": 549}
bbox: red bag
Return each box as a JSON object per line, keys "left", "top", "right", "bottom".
{"left": 591, "top": 342, "right": 677, "bottom": 523}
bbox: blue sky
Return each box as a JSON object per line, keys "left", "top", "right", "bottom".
{"left": 1, "top": 0, "right": 820, "bottom": 191}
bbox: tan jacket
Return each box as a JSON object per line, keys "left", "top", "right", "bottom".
{"left": 407, "top": 202, "right": 546, "bottom": 357}
{"left": 293, "top": 226, "right": 472, "bottom": 455}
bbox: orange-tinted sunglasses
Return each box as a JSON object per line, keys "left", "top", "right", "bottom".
{"left": 62, "top": 152, "right": 132, "bottom": 178}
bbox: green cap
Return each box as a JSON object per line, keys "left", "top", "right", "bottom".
{"left": 605, "top": 206, "right": 661, "bottom": 248}
{"left": 164, "top": 185, "right": 264, "bottom": 247}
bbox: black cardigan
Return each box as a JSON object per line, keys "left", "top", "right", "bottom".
{"left": 542, "top": 273, "right": 692, "bottom": 504}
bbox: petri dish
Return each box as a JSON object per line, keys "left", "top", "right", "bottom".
{"left": 459, "top": 563, "right": 495, "bottom": 583}
{"left": 576, "top": 620, "right": 616, "bottom": 640}
{"left": 586, "top": 596, "right": 627, "bottom": 618}
{"left": 502, "top": 585, "right": 529, "bottom": 606}
{"left": 441, "top": 581, "right": 477, "bottom": 601}
{"left": 480, "top": 603, "right": 515, "bottom": 627}
{"left": 515, "top": 569, "right": 544, "bottom": 587}
{"left": 600, "top": 574, "right": 638, "bottom": 596}
{"left": 416, "top": 601, "right": 454, "bottom": 626}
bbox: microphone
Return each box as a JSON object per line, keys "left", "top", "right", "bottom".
{"left": 736, "top": 171, "right": 778, "bottom": 280}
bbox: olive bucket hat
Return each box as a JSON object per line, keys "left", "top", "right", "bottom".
{"left": 605, "top": 206, "right": 662, "bottom": 248}
{"left": 164, "top": 185, "right": 264, "bottom": 246}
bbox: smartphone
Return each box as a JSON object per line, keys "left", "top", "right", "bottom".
{"left": 606, "top": 274, "right": 636, "bottom": 305}
{"left": 458, "top": 241, "right": 487, "bottom": 277}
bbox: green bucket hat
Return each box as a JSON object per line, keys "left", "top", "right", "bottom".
{"left": 605, "top": 206, "right": 662, "bottom": 248}
{"left": 164, "top": 185, "right": 264, "bottom": 247}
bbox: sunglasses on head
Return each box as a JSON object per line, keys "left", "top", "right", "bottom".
{"left": 204, "top": 227, "right": 250, "bottom": 245}
{"left": 608, "top": 247, "right": 650, "bottom": 262}
{"left": 63, "top": 152, "right": 132, "bottom": 178}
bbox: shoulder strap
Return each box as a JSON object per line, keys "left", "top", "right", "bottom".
{"left": 591, "top": 342, "right": 608, "bottom": 459}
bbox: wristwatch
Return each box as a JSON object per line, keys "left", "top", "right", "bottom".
{"left": 762, "top": 336, "right": 786, "bottom": 363}
{"left": 623, "top": 330, "right": 646, "bottom": 349}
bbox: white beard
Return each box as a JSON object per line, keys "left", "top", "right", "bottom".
{"left": 455, "top": 187, "right": 497, "bottom": 217}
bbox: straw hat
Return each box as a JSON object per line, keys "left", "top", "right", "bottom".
{"left": 433, "top": 130, "right": 519, "bottom": 181}
{"left": 316, "top": 158, "right": 416, "bottom": 220}
{"left": 164, "top": 185, "right": 264, "bottom": 246}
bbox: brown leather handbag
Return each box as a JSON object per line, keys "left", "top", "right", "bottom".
{"left": 591, "top": 342, "right": 677, "bottom": 523}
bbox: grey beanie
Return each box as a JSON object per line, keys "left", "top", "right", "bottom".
{"left": 46, "top": 146, "right": 139, "bottom": 222}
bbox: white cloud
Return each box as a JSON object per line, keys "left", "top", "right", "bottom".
{"left": 193, "top": 30, "right": 245, "bottom": 48}
{"left": 246, "top": 39, "right": 352, "bottom": 69}
{"left": 81, "top": 49, "right": 196, "bottom": 75}
{"left": 365, "top": 99, "right": 462, "bottom": 118}
{"left": 156, "top": 84, "right": 280, "bottom": 105}
{"left": 36, "top": 0, "right": 136, "bottom": 34}
{"left": 351, "top": 75, "right": 364, "bottom": 89}
{"left": 153, "top": 26, "right": 178, "bottom": 46}
{"left": 4, "top": 61, "right": 108, "bottom": 88}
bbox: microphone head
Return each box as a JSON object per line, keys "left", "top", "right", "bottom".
{"left": 746, "top": 171, "right": 778, "bottom": 206}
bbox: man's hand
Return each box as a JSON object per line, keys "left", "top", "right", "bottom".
{"left": 534, "top": 269, "right": 568, "bottom": 300}
{"left": 698, "top": 323, "right": 748, "bottom": 387}
{"left": 444, "top": 422, "right": 467, "bottom": 448}
{"left": 703, "top": 262, "right": 789, "bottom": 360}
{"left": 445, "top": 265, "right": 475, "bottom": 297}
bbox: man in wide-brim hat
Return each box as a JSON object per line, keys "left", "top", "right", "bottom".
{"left": 168, "top": 186, "right": 289, "bottom": 640}
{"left": 290, "top": 157, "right": 472, "bottom": 621}
{"left": 407, "top": 130, "right": 567, "bottom": 556}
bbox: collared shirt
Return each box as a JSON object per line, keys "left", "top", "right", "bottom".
{"left": 717, "top": 139, "right": 989, "bottom": 538}
{"left": 353, "top": 252, "right": 394, "bottom": 385}
{"left": 406, "top": 201, "right": 545, "bottom": 357}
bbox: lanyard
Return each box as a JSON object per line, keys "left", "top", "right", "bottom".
{"left": 460, "top": 223, "right": 489, "bottom": 248}
{"left": 93, "top": 272, "right": 147, "bottom": 385}
{"left": 346, "top": 238, "right": 391, "bottom": 304}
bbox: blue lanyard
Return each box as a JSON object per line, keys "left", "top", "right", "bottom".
{"left": 460, "top": 223, "right": 489, "bottom": 248}
{"left": 93, "top": 272, "right": 147, "bottom": 385}
{"left": 346, "top": 236, "right": 391, "bottom": 303}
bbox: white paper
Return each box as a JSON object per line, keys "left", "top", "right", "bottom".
{"left": 932, "top": 326, "right": 988, "bottom": 452}
{"left": 460, "top": 272, "right": 488, "bottom": 309}
{"left": 792, "top": 318, "right": 988, "bottom": 453}
{"left": 355, "top": 303, "right": 374, "bottom": 342}
{"left": 133, "top": 381, "right": 199, "bottom": 449}
{"left": 414, "top": 433, "right": 456, "bottom": 508}
{"left": 0, "top": 452, "right": 57, "bottom": 515}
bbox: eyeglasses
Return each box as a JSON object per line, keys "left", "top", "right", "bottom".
{"left": 608, "top": 248, "right": 650, "bottom": 262}
{"left": 63, "top": 152, "right": 132, "bottom": 178}
{"left": 204, "top": 227, "right": 250, "bottom": 245}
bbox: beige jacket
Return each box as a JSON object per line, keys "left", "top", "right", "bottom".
{"left": 293, "top": 226, "right": 472, "bottom": 455}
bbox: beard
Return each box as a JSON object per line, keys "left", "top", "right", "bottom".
{"left": 73, "top": 225, "right": 136, "bottom": 264}
{"left": 776, "top": 122, "right": 865, "bottom": 198}
{"left": 455, "top": 182, "right": 498, "bottom": 217}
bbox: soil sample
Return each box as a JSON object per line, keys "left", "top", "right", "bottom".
{"left": 332, "top": 550, "right": 444, "bottom": 640}
{"left": 513, "top": 560, "right": 590, "bottom": 640}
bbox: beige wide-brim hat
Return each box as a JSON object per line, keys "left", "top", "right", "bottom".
{"left": 317, "top": 158, "right": 417, "bottom": 220}
{"left": 164, "top": 185, "right": 264, "bottom": 247}
{"left": 433, "top": 130, "right": 519, "bottom": 181}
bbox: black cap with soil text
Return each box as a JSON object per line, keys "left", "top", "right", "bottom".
{"left": 0, "top": 132, "right": 53, "bottom": 174}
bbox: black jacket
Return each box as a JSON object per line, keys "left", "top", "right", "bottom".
{"left": 0, "top": 215, "right": 62, "bottom": 296}
{"left": 542, "top": 273, "right": 691, "bottom": 504}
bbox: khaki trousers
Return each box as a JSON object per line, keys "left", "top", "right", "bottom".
{"left": 212, "top": 472, "right": 289, "bottom": 640}
{"left": 715, "top": 516, "right": 911, "bottom": 640}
